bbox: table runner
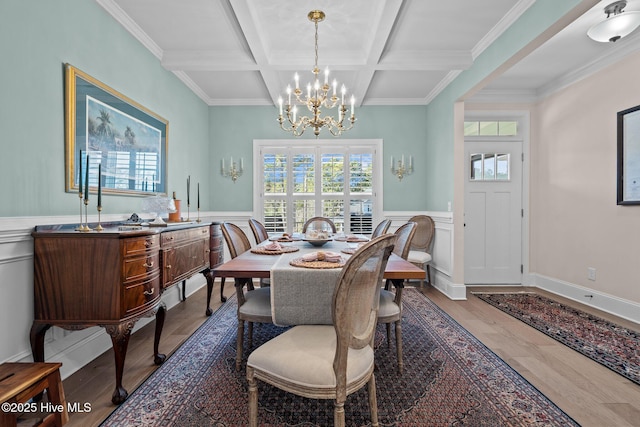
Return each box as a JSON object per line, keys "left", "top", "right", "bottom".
{"left": 269, "top": 241, "right": 353, "bottom": 326}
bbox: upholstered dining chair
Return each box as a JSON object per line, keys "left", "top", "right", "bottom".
{"left": 371, "top": 218, "right": 392, "bottom": 238}
{"left": 247, "top": 234, "right": 395, "bottom": 427}
{"left": 378, "top": 221, "right": 416, "bottom": 373}
{"left": 220, "top": 222, "right": 273, "bottom": 370}
{"left": 248, "top": 218, "right": 269, "bottom": 245}
{"left": 406, "top": 215, "right": 435, "bottom": 286}
{"left": 302, "top": 216, "right": 337, "bottom": 234}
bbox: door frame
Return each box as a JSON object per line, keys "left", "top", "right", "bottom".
{"left": 463, "top": 110, "right": 530, "bottom": 285}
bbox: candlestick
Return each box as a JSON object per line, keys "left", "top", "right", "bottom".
{"left": 84, "top": 154, "right": 90, "bottom": 202}
{"left": 187, "top": 176, "right": 190, "bottom": 206}
{"left": 78, "top": 150, "right": 83, "bottom": 195}
{"left": 197, "top": 183, "right": 200, "bottom": 209}
{"left": 97, "top": 163, "right": 102, "bottom": 208}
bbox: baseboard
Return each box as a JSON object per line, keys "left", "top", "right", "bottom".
{"left": 532, "top": 273, "right": 640, "bottom": 325}
{"left": 430, "top": 271, "right": 467, "bottom": 300}
{"left": 15, "top": 278, "right": 209, "bottom": 380}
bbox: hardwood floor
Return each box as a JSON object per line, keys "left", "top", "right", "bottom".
{"left": 33, "top": 282, "right": 640, "bottom": 426}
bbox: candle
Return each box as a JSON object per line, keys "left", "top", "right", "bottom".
{"left": 324, "top": 67, "right": 329, "bottom": 85}
{"left": 197, "top": 183, "right": 200, "bottom": 209}
{"left": 402, "top": 155, "right": 405, "bottom": 167}
{"left": 278, "top": 97, "right": 283, "bottom": 116}
{"left": 78, "top": 150, "right": 83, "bottom": 195}
{"left": 221, "top": 158, "right": 225, "bottom": 174}
{"left": 294, "top": 73, "right": 299, "bottom": 90}
{"left": 351, "top": 95, "right": 355, "bottom": 118}
{"left": 84, "top": 155, "right": 90, "bottom": 202}
{"left": 187, "top": 176, "right": 190, "bottom": 205}
{"left": 240, "top": 158, "right": 244, "bottom": 170}
{"left": 286, "top": 85, "right": 292, "bottom": 105}
{"left": 332, "top": 79, "right": 337, "bottom": 96}
{"left": 97, "top": 163, "right": 102, "bottom": 208}
{"left": 409, "top": 155, "right": 413, "bottom": 170}
{"left": 390, "top": 156, "right": 394, "bottom": 169}
{"left": 341, "top": 85, "right": 346, "bottom": 104}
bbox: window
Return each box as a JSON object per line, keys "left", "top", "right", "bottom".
{"left": 255, "top": 140, "right": 382, "bottom": 235}
{"left": 470, "top": 153, "right": 510, "bottom": 181}
{"left": 464, "top": 121, "right": 517, "bottom": 136}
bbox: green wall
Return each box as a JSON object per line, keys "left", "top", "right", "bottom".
{"left": 209, "top": 105, "right": 431, "bottom": 212}
{"left": 425, "top": 0, "right": 590, "bottom": 211}
{"left": 0, "top": 0, "right": 210, "bottom": 217}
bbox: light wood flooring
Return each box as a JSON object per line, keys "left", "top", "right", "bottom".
{"left": 28, "top": 282, "right": 640, "bottom": 426}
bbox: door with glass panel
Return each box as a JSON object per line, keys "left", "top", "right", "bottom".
{"left": 464, "top": 130, "right": 523, "bottom": 284}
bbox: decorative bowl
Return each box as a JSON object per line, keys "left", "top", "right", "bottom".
{"left": 302, "top": 238, "right": 331, "bottom": 247}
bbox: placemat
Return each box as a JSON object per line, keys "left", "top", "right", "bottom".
{"left": 334, "top": 236, "right": 368, "bottom": 242}
{"left": 268, "top": 236, "right": 301, "bottom": 242}
{"left": 251, "top": 246, "right": 300, "bottom": 255}
{"left": 289, "top": 257, "right": 345, "bottom": 268}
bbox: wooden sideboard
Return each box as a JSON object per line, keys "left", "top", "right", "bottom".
{"left": 30, "top": 221, "right": 222, "bottom": 404}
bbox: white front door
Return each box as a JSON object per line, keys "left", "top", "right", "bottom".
{"left": 464, "top": 140, "right": 522, "bottom": 284}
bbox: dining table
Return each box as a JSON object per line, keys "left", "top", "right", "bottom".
{"left": 211, "top": 234, "right": 425, "bottom": 326}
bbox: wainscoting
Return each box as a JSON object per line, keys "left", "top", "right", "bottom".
{"left": 1, "top": 211, "right": 637, "bottom": 384}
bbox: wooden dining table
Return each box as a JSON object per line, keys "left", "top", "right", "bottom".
{"left": 210, "top": 237, "right": 425, "bottom": 325}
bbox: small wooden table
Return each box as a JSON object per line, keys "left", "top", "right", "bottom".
{"left": 0, "top": 362, "right": 68, "bottom": 427}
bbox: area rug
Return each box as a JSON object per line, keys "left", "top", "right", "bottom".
{"left": 474, "top": 292, "right": 640, "bottom": 386}
{"left": 102, "top": 289, "right": 579, "bottom": 426}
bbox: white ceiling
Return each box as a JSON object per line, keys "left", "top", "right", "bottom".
{"left": 97, "top": 0, "right": 640, "bottom": 107}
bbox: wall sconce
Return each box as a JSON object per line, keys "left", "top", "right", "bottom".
{"left": 390, "top": 155, "right": 413, "bottom": 181}
{"left": 221, "top": 157, "right": 243, "bottom": 183}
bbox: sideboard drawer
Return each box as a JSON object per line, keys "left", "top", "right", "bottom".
{"left": 124, "top": 235, "right": 160, "bottom": 256}
{"left": 123, "top": 273, "right": 161, "bottom": 316}
{"left": 123, "top": 253, "right": 160, "bottom": 283}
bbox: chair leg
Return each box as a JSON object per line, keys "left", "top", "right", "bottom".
{"left": 248, "top": 321, "right": 254, "bottom": 348}
{"left": 220, "top": 277, "right": 226, "bottom": 302}
{"left": 368, "top": 374, "right": 379, "bottom": 427}
{"left": 385, "top": 323, "right": 391, "bottom": 348}
{"left": 236, "top": 320, "right": 244, "bottom": 371}
{"left": 426, "top": 264, "right": 432, "bottom": 285}
{"left": 395, "top": 320, "right": 403, "bottom": 374}
{"left": 334, "top": 401, "right": 345, "bottom": 427}
{"left": 247, "top": 367, "right": 258, "bottom": 427}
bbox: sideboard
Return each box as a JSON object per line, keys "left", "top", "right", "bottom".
{"left": 30, "top": 221, "right": 222, "bottom": 404}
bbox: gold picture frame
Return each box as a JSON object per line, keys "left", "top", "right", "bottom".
{"left": 65, "top": 63, "right": 168, "bottom": 196}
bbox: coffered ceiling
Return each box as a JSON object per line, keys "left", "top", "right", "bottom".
{"left": 97, "top": 0, "right": 640, "bottom": 106}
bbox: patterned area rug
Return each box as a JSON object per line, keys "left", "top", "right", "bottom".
{"left": 474, "top": 292, "right": 640, "bottom": 386}
{"left": 102, "top": 289, "right": 578, "bottom": 426}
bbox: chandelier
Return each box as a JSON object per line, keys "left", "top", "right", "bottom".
{"left": 277, "top": 10, "right": 356, "bottom": 137}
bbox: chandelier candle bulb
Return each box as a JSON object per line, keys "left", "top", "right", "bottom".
{"left": 295, "top": 73, "right": 299, "bottom": 90}
{"left": 278, "top": 97, "right": 283, "bottom": 115}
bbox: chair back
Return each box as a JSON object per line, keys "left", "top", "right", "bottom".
{"left": 332, "top": 234, "right": 396, "bottom": 388}
{"left": 392, "top": 221, "right": 417, "bottom": 260}
{"left": 248, "top": 218, "right": 269, "bottom": 244}
{"left": 302, "top": 216, "right": 337, "bottom": 233}
{"left": 371, "top": 219, "right": 391, "bottom": 238}
{"left": 221, "top": 222, "right": 252, "bottom": 259}
{"left": 408, "top": 215, "right": 435, "bottom": 254}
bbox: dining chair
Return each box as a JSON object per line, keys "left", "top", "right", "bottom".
{"left": 378, "top": 221, "right": 416, "bottom": 374}
{"left": 248, "top": 218, "right": 269, "bottom": 245}
{"left": 371, "top": 218, "right": 391, "bottom": 238}
{"left": 406, "top": 215, "right": 435, "bottom": 286}
{"left": 247, "top": 234, "right": 396, "bottom": 427}
{"left": 302, "top": 216, "right": 337, "bottom": 234}
{"left": 220, "top": 222, "right": 273, "bottom": 370}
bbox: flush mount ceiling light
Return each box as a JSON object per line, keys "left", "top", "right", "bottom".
{"left": 588, "top": 0, "right": 640, "bottom": 42}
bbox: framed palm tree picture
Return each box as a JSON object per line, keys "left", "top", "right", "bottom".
{"left": 65, "top": 63, "right": 168, "bottom": 196}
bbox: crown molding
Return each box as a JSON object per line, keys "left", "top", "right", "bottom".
{"left": 95, "top": 0, "right": 163, "bottom": 60}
